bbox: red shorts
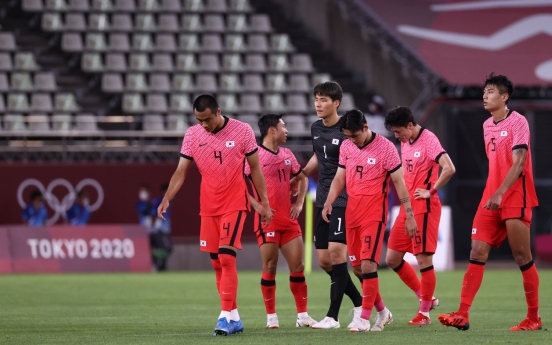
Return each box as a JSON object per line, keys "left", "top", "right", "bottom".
{"left": 472, "top": 206, "right": 532, "bottom": 248}
{"left": 255, "top": 226, "right": 302, "bottom": 247}
{"left": 199, "top": 210, "right": 246, "bottom": 253}
{"left": 388, "top": 209, "right": 441, "bottom": 255}
{"left": 347, "top": 220, "right": 386, "bottom": 267}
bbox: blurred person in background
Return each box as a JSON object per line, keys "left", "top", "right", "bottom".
{"left": 65, "top": 190, "right": 90, "bottom": 226}
{"left": 22, "top": 189, "right": 48, "bottom": 226}
{"left": 136, "top": 184, "right": 154, "bottom": 230}
{"left": 366, "top": 95, "right": 389, "bottom": 138}
{"left": 151, "top": 183, "right": 173, "bottom": 271}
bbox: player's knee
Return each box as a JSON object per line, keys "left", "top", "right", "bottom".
{"left": 265, "top": 260, "right": 278, "bottom": 274}
{"left": 385, "top": 255, "right": 402, "bottom": 269}
{"left": 290, "top": 262, "right": 304, "bottom": 273}
{"left": 511, "top": 250, "right": 532, "bottom": 266}
{"left": 318, "top": 258, "right": 331, "bottom": 272}
{"left": 469, "top": 247, "right": 488, "bottom": 262}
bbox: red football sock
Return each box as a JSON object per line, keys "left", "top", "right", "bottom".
{"left": 393, "top": 260, "right": 421, "bottom": 298}
{"left": 420, "top": 265, "right": 436, "bottom": 313}
{"left": 360, "top": 273, "right": 378, "bottom": 320}
{"left": 459, "top": 260, "right": 485, "bottom": 315}
{"left": 210, "top": 253, "right": 222, "bottom": 294}
{"left": 373, "top": 291, "right": 385, "bottom": 312}
{"left": 219, "top": 250, "right": 238, "bottom": 312}
{"left": 520, "top": 261, "right": 539, "bottom": 321}
{"left": 261, "top": 271, "right": 276, "bottom": 314}
{"left": 290, "top": 272, "right": 308, "bottom": 313}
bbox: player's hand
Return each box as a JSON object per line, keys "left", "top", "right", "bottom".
{"left": 321, "top": 204, "right": 332, "bottom": 223}
{"left": 484, "top": 192, "right": 502, "bottom": 210}
{"left": 289, "top": 177, "right": 299, "bottom": 197}
{"left": 414, "top": 188, "right": 431, "bottom": 199}
{"left": 290, "top": 203, "right": 303, "bottom": 220}
{"left": 157, "top": 198, "right": 170, "bottom": 220}
{"left": 260, "top": 204, "right": 274, "bottom": 227}
{"left": 405, "top": 216, "right": 418, "bottom": 238}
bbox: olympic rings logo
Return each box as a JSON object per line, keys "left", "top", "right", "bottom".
{"left": 17, "top": 178, "right": 104, "bottom": 225}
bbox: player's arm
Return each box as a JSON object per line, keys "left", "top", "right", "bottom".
{"left": 290, "top": 153, "right": 318, "bottom": 197}
{"left": 246, "top": 151, "right": 274, "bottom": 226}
{"left": 157, "top": 157, "right": 193, "bottom": 220}
{"left": 248, "top": 194, "right": 263, "bottom": 214}
{"left": 414, "top": 153, "right": 456, "bottom": 199}
{"left": 390, "top": 166, "right": 418, "bottom": 238}
{"left": 484, "top": 147, "right": 528, "bottom": 210}
{"left": 290, "top": 170, "right": 308, "bottom": 220}
{"left": 321, "top": 167, "right": 345, "bottom": 223}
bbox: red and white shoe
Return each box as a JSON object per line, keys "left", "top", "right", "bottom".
{"left": 408, "top": 313, "right": 431, "bottom": 326}
{"left": 510, "top": 317, "right": 542, "bottom": 331}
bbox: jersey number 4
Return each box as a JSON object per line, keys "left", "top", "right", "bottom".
{"left": 214, "top": 151, "right": 223, "bottom": 164}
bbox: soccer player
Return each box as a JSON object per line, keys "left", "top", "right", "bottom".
{"left": 438, "top": 74, "right": 540, "bottom": 331}
{"left": 299, "top": 82, "right": 364, "bottom": 330}
{"left": 384, "top": 106, "right": 456, "bottom": 325}
{"left": 245, "top": 114, "right": 317, "bottom": 329}
{"left": 322, "top": 110, "right": 418, "bottom": 332}
{"left": 157, "top": 95, "right": 273, "bottom": 336}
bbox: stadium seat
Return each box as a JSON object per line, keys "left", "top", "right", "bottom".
{"left": 0, "top": 73, "right": 8, "bottom": 92}
{"left": 156, "top": 34, "right": 177, "bottom": 52}
{"left": 65, "top": 13, "right": 87, "bottom": 31}
{"left": 82, "top": 53, "right": 105, "bottom": 72}
{"left": 34, "top": 72, "right": 58, "bottom": 92}
{"left": 111, "top": 14, "right": 133, "bottom": 32}
{"left": 222, "top": 53, "right": 245, "bottom": 71}
{"left": 266, "top": 74, "right": 287, "bottom": 92}
{"left": 207, "top": 0, "right": 227, "bottom": 12}
{"left": 250, "top": 14, "right": 272, "bottom": 33}
{"left": 22, "top": 0, "right": 44, "bottom": 12}
{"left": 225, "top": 34, "right": 247, "bottom": 52}
{"left": 146, "top": 94, "right": 168, "bottom": 112}
{"left": 149, "top": 73, "right": 171, "bottom": 92}
{"left": 176, "top": 53, "right": 198, "bottom": 71}
{"left": 202, "top": 34, "right": 223, "bottom": 52}
{"left": 271, "top": 34, "right": 294, "bottom": 52}
{"left": 160, "top": 0, "right": 181, "bottom": 12}
{"left": 46, "top": 0, "right": 68, "bottom": 11}
{"left": 152, "top": 53, "right": 174, "bottom": 71}
{"left": 264, "top": 94, "right": 286, "bottom": 112}
{"left": 219, "top": 74, "right": 242, "bottom": 92}
{"left": 166, "top": 114, "right": 188, "bottom": 132}
{"left": 108, "top": 33, "right": 131, "bottom": 52}
{"left": 311, "top": 73, "right": 331, "bottom": 85}
{"left": 143, "top": 114, "right": 165, "bottom": 131}
{"left": 287, "top": 94, "right": 309, "bottom": 113}
{"left": 181, "top": 14, "right": 203, "bottom": 32}
{"left": 135, "top": 14, "right": 157, "bottom": 32}
{"left": 245, "top": 54, "right": 266, "bottom": 72}
{"left": 196, "top": 74, "right": 217, "bottom": 92}
{"left": 292, "top": 54, "right": 314, "bottom": 72}
{"left": 289, "top": 74, "right": 310, "bottom": 92}
{"left": 0, "top": 96, "right": 4, "bottom": 113}
{"left": 0, "top": 53, "right": 13, "bottom": 71}
{"left": 85, "top": 33, "right": 108, "bottom": 51}
{"left": 179, "top": 34, "right": 201, "bottom": 51}
{"left": 74, "top": 114, "right": 98, "bottom": 131}
{"left": 55, "top": 93, "right": 81, "bottom": 112}
{"left": 8, "top": 94, "right": 31, "bottom": 112}
{"left": 68, "top": 0, "right": 90, "bottom": 11}
{"left": 62, "top": 33, "right": 83, "bottom": 52}
{"left": 126, "top": 73, "right": 149, "bottom": 92}
{"left": 0, "top": 33, "right": 17, "bottom": 51}
{"left": 4, "top": 114, "right": 27, "bottom": 131}
{"left": 248, "top": 34, "right": 269, "bottom": 53}
{"left": 170, "top": 94, "right": 192, "bottom": 112}
{"left": 10, "top": 73, "right": 34, "bottom": 91}
{"left": 113, "top": 0, "right": 136, "bottom": 12}
{"left": 42, "top": 13, "right": 64, "bottom": 32}
{"left": 101, "top": 73, "right": 124, "bottom": 93}
{"left": 122, "top": 94, "right": 145, "bottom": 113}
{"left": 183, "top": 0, "right": 204, "bottom": 12}
{"left": 284, "top": 114, "right": 308, "bottom": 135}
{"left": 204, "top": 15, "right": 225, "bottom": 33}
{"left": 218, "top": 94, "right": 240, "bottom": 112}
{"left": 129, "top": 53, "right": 151, "bottom": 71}
{"left": 89, "top": 13, "right": 110, "bottom": 31}
{"left": 52, "top": 114, "right": 72, "bottom": 131}
{"left": 138, "top": 0, "right": 160, "bottom": 11}
{"left": 240, "top": 93, "right": 263, "bottom": 113}
{"left": 268, "top": 54, "right": 290, "bottom": 71}
{"left": 106, "top": 53, "right": 127, "bottom": 72}
{"left": 132, "top": 34, "right": 155, "bottom": 51}
{"left": 243, "top": 74, "right": 263, "bottom": 92}
{"left": 91, "top": 0, "right": 113, "bottom": 11}
{"left": 341, "top": 93, "right": 356, "bottom": 110}
{"left": 27, "top": 114, "right": 50, "bottom": 131}
{"left": 199, "top": 54, "right": 220, "bottom": 72}
{"left": 172, "top": 73, "right": 194, "bottom": 92}
{"left": 236, "top": 114, "right": 259, "bottom": 134}
{"left": 227, "top": 15, "right": 249, "bottom": 32}
{"left": 158, "top": 14, "right": 179, "bottom": 32}
{"left": 229, "top": 0, "right": 252, "bottom": 12}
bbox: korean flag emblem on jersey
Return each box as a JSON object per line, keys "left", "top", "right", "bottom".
{"left": 284, "top": 159, "right": 291, "bottom": 165}
{"left": 226, "top": 141, "right": 235, "bottom": 147}
{"left": 367, "top": 158, "right": 376, "bottom": 165}
{"left": 200, "top": 240, "right": 207, "bottom": 247}
{"left": 267, "top": 232, "right": 275, "bottom": 237}
{"left": 414, "top": 152, "right": 421, "bottom": 158}
{"left": 332, "top": 138, "right": 340, "bottom": 145}
{"left": 500, "top": 131, "right": 508, "bottom": 137}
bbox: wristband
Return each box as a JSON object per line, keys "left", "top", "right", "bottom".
{"left": 429, "top": 187, "right": 438, "bottom": 196}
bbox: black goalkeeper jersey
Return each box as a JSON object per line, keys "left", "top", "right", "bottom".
{"left": 311, "top": 118, "right": 348, "bottom": 208}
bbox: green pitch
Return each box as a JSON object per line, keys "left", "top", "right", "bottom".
{"left": 0, "top": 269, "right": 550, "bottom": 344}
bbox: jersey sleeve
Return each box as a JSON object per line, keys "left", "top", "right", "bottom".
{"left": 180, "top": 130, "right": 194, "bottom": 160}
{"left": 512, "top": 116, "right": 530, "bottom": 150}
{"left": 384, "top": 141, "right": 402, "bottom": 172}
{"left": 244, "top": 159, "right": 252, "bottom": 176}
{"left": 243, "top": 124, "right": 258, "bottom": 156}
{"left": 289, "top": 150, "right": 302, "bottom": 175}
{"left": 426, "top": 132, "right": 447, "bottom": 162}
{"left": 338, "top": 142, "right": 347, "bottom": 168}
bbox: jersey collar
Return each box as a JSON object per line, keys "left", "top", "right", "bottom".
{"left": 260, "top": 144, "right": 279, "bottom": 155}
{"left": 493, "top": 110, "right": 512, "bottom": 125}
{"left": 358, "top": 132, "right": 377, "bottom": 150}
{"left": 211, "top": 116, "right": 229, "bottom": 135}
{"left": 409, "top": 127, "right": 425, "bottom": 145}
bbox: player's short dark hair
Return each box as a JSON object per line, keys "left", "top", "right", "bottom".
{"left": 313, "top": 81, "right": 343, "bottom": 104}
{"left": 258, "top": 113, "right": 282, "bottom": 139}
{"left": 193, "top": 94, "right": 219, "bottom": 114}
{"left": 384, "top": 106, "right": 417, "bottom": 130}
{"left": 341, "top": 110, "right": 366, "bottom": 133}
{"left": 30, "top": 189, "right": 42, "bottom": 201}
{"left": 484, "top": 73, "right": 514, "bottom": 104}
